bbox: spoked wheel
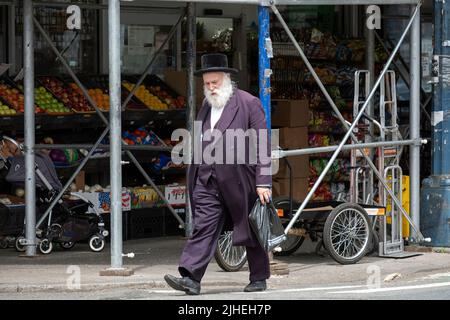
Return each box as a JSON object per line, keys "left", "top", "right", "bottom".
{"left": 15, "top": 236, "right": 26, "bottom": 252}
{"left": 39, "top": 239, "right": 53, "bottom": 255}
{"left": 59, "top": 242, "right": 76, "bottom": 250}
{"left": 89, "top": 235, "right": 105, "bottom": 252}
{"left": 273, "top": 233, "right": 304, "bottom": 256}
{"left": 0, "top": 239, "right": 8, "bottom": 249}
{"left": 323, "top": 203, "right": 372, "bottom": 265}
{"left": 272, "top": 196, "right": 304, "bottom": 256}
{"left": 214, "top": 231, "right": 247, "bottom": 272}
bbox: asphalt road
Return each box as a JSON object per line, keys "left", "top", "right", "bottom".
{"left": 2, "top": 275, "right": 450, "bottom": 300}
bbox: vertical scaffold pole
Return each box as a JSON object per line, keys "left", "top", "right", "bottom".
{"left": 365, "top": 5, "right": 375, "bottom": 202}
{"left": 258, "top": 5, "right": 271, "bottom": 131}
{"left": 108, "top": 0, "right": 123, "bottom": 269}
{"left": 185, "top": 2, "right": 196, "bottom": 237}
{"left": 24, "top": 0, "right": 37, "bottom": 257}
{"left": 409, "top": 3, "right": 421, "bottom": 240}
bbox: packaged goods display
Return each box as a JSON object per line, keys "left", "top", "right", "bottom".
{"left": 270, "top": 25, "right": 362, "bottom": 203}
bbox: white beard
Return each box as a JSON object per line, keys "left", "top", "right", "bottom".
{"left": 204, "top": 77, "right": 235, "bottom": 109}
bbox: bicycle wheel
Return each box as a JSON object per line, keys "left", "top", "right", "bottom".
{"left": 323, "top": 203, "right": 372, "bottom": 265}
{"left": 214, "top": 230, "right": 247, "bottom": 272}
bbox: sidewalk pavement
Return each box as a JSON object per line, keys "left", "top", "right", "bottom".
{"left": 1, "top": 236, "right": 450, "bottom": 293}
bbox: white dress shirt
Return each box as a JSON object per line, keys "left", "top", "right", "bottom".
{"left": 210, "top": 106, "right": 225, "bottom": 130}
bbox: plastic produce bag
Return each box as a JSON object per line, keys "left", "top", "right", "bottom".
{"left": 248, "top": 199, "right": 287, "bottom": 252}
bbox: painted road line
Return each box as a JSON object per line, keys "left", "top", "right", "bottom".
{"left": 329, "top": 281, "right": 450, "bottom": 294}
{"left": 230, "top": 285, "right": 367, "bottom": 294}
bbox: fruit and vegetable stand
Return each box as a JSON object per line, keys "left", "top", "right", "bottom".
{"left": 0, "top": 70, "right": 188, "bottom": 240}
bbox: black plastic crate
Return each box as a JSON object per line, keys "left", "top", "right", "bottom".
{"left": 164, "top": 207, "right": 185, "bottom": 236}
{"left": 128, "top": 208, "right": 166, "bottom": 239}
{"left": 101, "top": 212, "right": 129, "bottom": 241}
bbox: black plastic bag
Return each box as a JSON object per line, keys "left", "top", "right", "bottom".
{"left": 248, "top": 199, "right": 287, "bottom": 252}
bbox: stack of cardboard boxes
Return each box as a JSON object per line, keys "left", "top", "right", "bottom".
{"left": 271, "top": 100, "right": 310, "bottom": 201}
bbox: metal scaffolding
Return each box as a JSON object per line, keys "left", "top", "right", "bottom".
{"left": 10, "top": 1, "right": 187, "bottom": 264}
{"left": 2, "top": 0, "right": 427, "bottom": 266}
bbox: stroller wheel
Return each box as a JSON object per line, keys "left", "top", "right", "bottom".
{"left": 15, "top": 236, "right": 26, "bottom": 252}
{"left": 89, "top": 235, "right": 105, "bottom": 252}
{"left": 0, "top": 239, "right": 8, "bottom": 249}
{"left": 39, "top": 239, "right": 53, "bottom": 254}
{"left": 59, "top": 242, "right": 75, "bottom": 250}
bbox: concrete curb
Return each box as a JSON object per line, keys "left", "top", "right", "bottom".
{"left": 405, "top": 246, "right": 450, "bottom": 254}
{"left": 432, "top": 247, "right": 450, "bottom": 254}
{"left": 0, "top": 280, "right": 247, "bottom": 294}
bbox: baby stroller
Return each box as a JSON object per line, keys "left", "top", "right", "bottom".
{"left": 0, "top": 135, "right": 109, "bottom": 254}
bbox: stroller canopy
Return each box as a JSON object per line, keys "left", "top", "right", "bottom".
{"left": 5, "top": 152, "right": 63, "bottom": 192}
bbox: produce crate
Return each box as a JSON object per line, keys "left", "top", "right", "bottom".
{"left": 13, "top": 77, "right": 73, "bottom": 115}
{"left": 0, "top": 95, "right": 20, "bottom": 116}
{"left": 72, "top": 75, "right": 110, "bottom": 112}
{"left": 81, "top": 74, "right": 145, "bottom": 111}
{"left": 0, "top": 76, "right": 43, "bottom": 115}
{"left": 35, "top": 85, "right": 73, "bottom": 115}
{"left": 139, "top": 74, "right": 186, "bottom": 110}
{"left": 122, "top": 74, "right": 185, "bottom": 111}
{"left": 38, "top": 75, "right": 95, "bottom": 114}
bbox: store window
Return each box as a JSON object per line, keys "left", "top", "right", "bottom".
{"left": 0, "top": 6, "right": 6, "bottom": 63}
{"left": 15, "top": 1, "right": 98, "bottom": 75}
{"left": 197, "top": 17, "right": 233, "bottom": 53}
{"left": 179, "top": 17, "right": 234, "bottom": 70}
{"left": 120, "top": 24, "right": 176, "bottom": 76}
{"left": 384, "top": 5, "right": 432, "bottom": 99}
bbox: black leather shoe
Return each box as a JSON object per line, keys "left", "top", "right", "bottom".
{"left": 244, "top": 280, "right": 267, "bottom": 292}
{"left": 164, "top": 274, "right": 201, "bottom": 295}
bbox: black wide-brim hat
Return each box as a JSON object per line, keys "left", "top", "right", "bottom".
{"left": 194, "top": 53, "right": 238, "bottom": 76}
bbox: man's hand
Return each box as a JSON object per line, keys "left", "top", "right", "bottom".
{"left": 256, "top": 187, "right": 271, "bottom": 205}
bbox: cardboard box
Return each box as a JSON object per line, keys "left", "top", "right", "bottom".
{"left": 131, "top": 186, "right": 164, "bottom": 209}
{"left": 274, "top": 126, "right": 308, "bottom": 150}
{"left": 74, "top": 171, "right": 85, "bottom": 192}
{"left": 271, "top": 99, "right": 309, "bottom": 127}
{"left": 272, "top": 155, "right": 309, "bottom": 179}
{"left": 164, "top": 184, "right": 186, "bottom": 207}
{"left": 72, "top": 190, "right": 131, "bottom": 214}
{"left": 272, "top": 177, "right": 308, "bottom": 202}
{"left": 163, "top": 70, "right": 204, "bottom": 106}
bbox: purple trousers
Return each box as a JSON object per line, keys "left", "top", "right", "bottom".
{"left": 178, "top": 175, "right": 270, "bottom": 283}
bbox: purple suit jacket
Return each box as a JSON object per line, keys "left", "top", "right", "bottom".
{"left": 187, "top": 89, "right": 271, "bottom": 246}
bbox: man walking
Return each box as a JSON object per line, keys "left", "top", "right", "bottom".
{"left": 164, "top": 53, "right": 272, "bottom": 295}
